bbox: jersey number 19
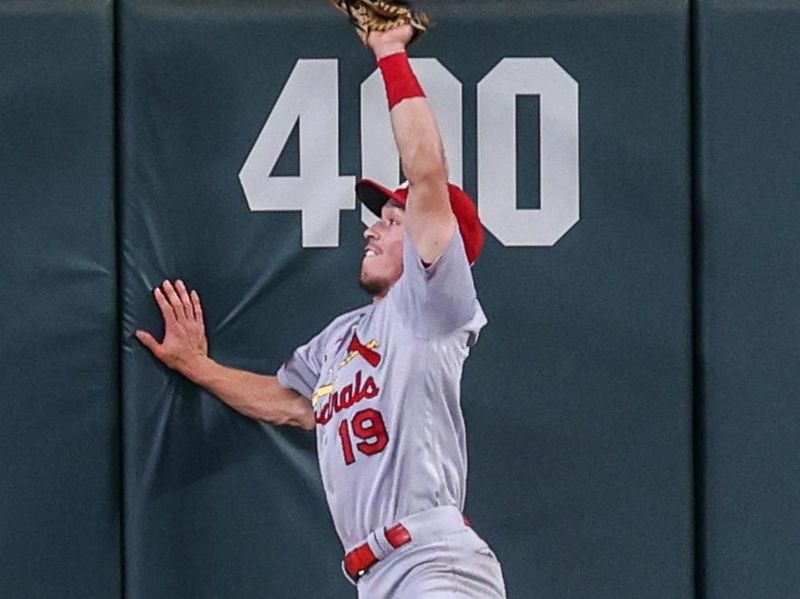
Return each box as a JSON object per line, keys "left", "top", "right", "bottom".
{"left": 337, "top": 408, "right": 389, "bottom": 466}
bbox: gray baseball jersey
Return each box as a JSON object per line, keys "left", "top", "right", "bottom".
{"left": 277, "top": 229, "right": 486, "bottom": 551}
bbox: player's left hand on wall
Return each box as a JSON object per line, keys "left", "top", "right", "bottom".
{"left": 135, "top": 279, "right": 209, "bottom": 375}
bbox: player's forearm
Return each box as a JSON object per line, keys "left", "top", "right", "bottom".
{"left": 181, "top": 356, "right": 315, "bottom": 430}
{"left": 373, "top": 43, "right": 448, "bottom": 198}
{"left": 390, "top": 99, "right": 448, "bottom": 193}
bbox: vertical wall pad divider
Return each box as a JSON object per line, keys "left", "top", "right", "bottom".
{"left": 696, "top": 1, "right": 800, "bottom": 597}
{"left": 0, "top": 1, "right": 120, "bottom": 598}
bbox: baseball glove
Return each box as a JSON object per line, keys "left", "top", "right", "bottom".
{"left": 330, "top": 0, "right": 430, "bottom": 45}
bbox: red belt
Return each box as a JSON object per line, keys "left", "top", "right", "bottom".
{"left": 343, "top": 523, "right": 412, "bottom": 583}
{"left": 342, "top": 515, "right": 472, "bottom": 584}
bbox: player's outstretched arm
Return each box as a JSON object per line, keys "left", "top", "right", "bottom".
{"left": 135, "top": 280, "right": 315, "bottom": 431}
{"left": 368, "top": 26, "right": 456, "bottom": 265}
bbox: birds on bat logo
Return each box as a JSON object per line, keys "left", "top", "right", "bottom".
{"left": 311, "top": 333, "right": 383, "bottom": 410}
{"left": 340, "top": 332, "right": 381, "bottom": 368}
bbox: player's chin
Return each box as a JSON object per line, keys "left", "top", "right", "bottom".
{"left": 358, "top": 272, "right": 388, "bottom": 298}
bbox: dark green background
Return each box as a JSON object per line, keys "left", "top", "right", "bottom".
{"left": 1, "top": 1, "right": 797, "bottom": 597}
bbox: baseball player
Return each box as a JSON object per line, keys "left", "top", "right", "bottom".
{"left": 136, "top": 10, "right": 506, "bottom": 598}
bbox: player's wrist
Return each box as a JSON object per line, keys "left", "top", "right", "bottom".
{"left": 178, "top": 353, "right": 217, "bottom": 385}
{"left": 378, "top": 51, "right": 426, "bottom": 109}
{"left": 371, "top": 40, "right": 407, "bottom": 61}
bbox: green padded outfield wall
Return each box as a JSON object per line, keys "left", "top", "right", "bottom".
{"left": 121, "top": 1, "right": 692, "bottom": 597}
{"left": 696, "top": 1, "right": 800, "bottom": 597}
{"left": 8, "top": 1, "right": 800, "bottom": 598}
{"left": 0, "top": 1, "right": 120, "bottom": 597}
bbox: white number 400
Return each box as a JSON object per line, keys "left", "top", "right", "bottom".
{"left": 239, "top": 58, "right": 579, "bottom": 248}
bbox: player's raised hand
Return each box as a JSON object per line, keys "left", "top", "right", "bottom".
{"left": 135, "top": 279, "right": 209, "bottom": 374}
{"left": 367, "top": 23, "right": 415, "bottom": 58}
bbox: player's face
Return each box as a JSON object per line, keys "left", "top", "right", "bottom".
{"left": 359, "top": 201, "right": 405, "bottom": 298}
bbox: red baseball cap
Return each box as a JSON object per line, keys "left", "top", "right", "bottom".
{"left": 355, "top": 179, "right": 485, "bottom": 265}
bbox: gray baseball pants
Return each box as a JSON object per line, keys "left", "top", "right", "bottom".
{"left": 352, "top": 506, "right": 507, "bottom": 598}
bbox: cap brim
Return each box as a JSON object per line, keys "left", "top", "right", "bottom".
{"left": 356, "top": 179, "right": 407, "bottom": 217}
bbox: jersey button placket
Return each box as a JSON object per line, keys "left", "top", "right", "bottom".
{"left": 323, "top": 364, "right": 335, "bottom": 450}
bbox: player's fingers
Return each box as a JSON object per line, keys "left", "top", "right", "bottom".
{"left": 175, "top": 280, "right": 193, "bottom": 320}
{"left": 135, "top": 329, "right": 161, "bottom": 356}
{"left": 190, "top": 289, "right": 204, "bottom": 326}
{"left": 161, "top": 280, "right": 184, "bottom": 321}
{"left": 153, "top": 286, "right": 178, "bottom": 325}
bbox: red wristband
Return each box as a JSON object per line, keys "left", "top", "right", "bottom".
{"left": 378, "top": 51, "right": 426, "bottom": 110}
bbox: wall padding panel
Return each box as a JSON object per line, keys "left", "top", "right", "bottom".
{"left": 0, "top": 1, "right": 120, "bottom": 597}
{"left": 120, "top": 1, "right": 693, "bottom": 597}
{"left": 697, "top": 1, "right": 800, "bottom": 597}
